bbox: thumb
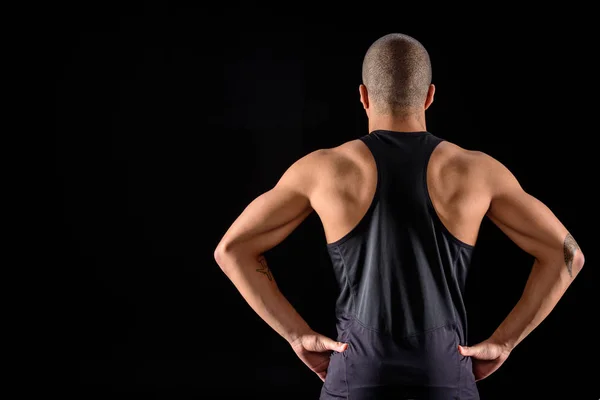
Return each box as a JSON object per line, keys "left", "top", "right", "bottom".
{"left": 458, "top": 344, "right": 480, "bottom": 357}
{"left": 320, "top": 335, "right": 348, "bottom": 352}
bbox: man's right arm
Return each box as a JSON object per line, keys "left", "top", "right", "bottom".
{"left": 481, "top": 154, "right": 585, "bottom": 352}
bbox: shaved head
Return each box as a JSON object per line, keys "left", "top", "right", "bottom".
{"left": 362, "top": 33, "right": 432, "bottom": 115}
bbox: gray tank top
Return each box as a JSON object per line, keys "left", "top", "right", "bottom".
{"left": 320, "top": 130, "right": 480, "bottom": 400}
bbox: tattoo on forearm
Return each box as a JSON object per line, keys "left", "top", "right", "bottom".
{"left": 563, "top": 233, "right": 579, "bottom": 278}
{"left": 256, "top": 255, "right": 273, "bottom": 281}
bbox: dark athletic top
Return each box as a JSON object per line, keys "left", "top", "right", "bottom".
{"left": 320, "top": 130, "right": 479, "bottom": 400}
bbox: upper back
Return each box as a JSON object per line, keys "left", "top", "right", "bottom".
{"left": 310, "top": 131, "right": 491, "bottom": 247}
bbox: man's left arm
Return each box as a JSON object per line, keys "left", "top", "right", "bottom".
{"left": 214, "top": 152, "right": 348, "bottom": 381}
{"left": 214, "top": 153, "right": 319, "bottom": 345}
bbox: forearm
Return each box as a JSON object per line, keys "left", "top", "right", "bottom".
{"left": 216, "top": 251, "right": 312, "bottom": 344}
{"left": 490, "top": 253, "right": 584, "bottom": 351}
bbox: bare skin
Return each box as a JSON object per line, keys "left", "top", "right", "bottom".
{"left": 214, "top": 83, "right": 585, "bottom": 383}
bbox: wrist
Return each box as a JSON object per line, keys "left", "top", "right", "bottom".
{"left": 287, "top": 327, "right": 314, "bottom": 347}
{"left": 489, "top": 331, "right": 516, "bottom": 354}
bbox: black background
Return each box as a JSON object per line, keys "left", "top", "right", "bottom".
{"left": 52, "top": 4, "right": 597, "bottom": 399}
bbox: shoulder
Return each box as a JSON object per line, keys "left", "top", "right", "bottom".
{"left": 436, "top": 141, "right": 517, "bottom": 190}
{"left": 286, "top": 147, "right": 337, "bottom": 174}
{"left": 278, "top": 140, "right": 362, "bottom": 191}
{"left": 435, "top": 140, "right": 498, "bottom": 169}
{"left": 289, "top": 139, "right": 365, "bottom": 174}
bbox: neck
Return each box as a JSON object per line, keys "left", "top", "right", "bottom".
{"left": 367, "top": 110, "right": 427, "bottom": 134}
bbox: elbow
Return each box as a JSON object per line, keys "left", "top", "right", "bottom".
{"left": 214, "top": 240, "right": 231, "bottom": 270}
{"left": 214, "top": 239, "right": 246, "bottom": 273}
{"left": 572, "top": 247, "right": 585, "bottom": 276}
{"left": 562, "top": 234, "right": 585, "bottom": 278}
{"left": 214, "top": 235, "right": 262, "bottom": 273}
{"left": 534, "top": 236, "right": 585, "bottom": 277}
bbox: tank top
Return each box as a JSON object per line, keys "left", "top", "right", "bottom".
{"left": 319, "top": 130, "right": 480, "bottom": 400}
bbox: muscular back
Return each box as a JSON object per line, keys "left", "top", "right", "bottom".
{"left": 220, "top": 130, "right": 573, "bottom": 280}
{"left": 216, "top": 128, "right": 582, "bottom": 399}
{"left": 312, "top": 137, "right": 490, "bottom": 247}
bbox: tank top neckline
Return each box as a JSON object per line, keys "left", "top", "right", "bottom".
{"left": 370, "top": 130, "right": 430, "bottom": 137}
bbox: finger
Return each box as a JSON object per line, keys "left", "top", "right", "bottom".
{"left": 320, "top": 336, "right": 348, "bottom": 352}
{"left": 458, "top": 344, "right": 480, "bottom": 357}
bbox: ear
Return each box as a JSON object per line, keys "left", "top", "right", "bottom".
{"left": 359, "top": 84, "right": 369, "bottom": 111}
{"left": 424, "top": 84, "right": 435, "bottom": 110}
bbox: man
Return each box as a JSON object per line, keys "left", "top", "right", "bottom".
{"left": 213, "top": 33, "right": 584, "bottom": 399}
